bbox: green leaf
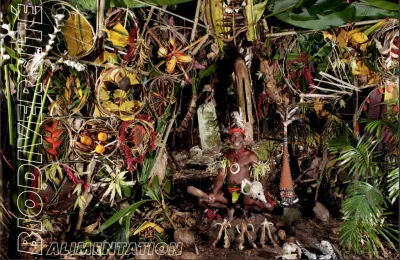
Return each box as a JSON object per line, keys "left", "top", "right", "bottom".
{"left": 199, "top": 64, "right": 217, "bottom": 79}
{"left": 9, "top": 64, "right": 18, "bottom": 72}
{"left": 253, "top": 1, "right": 269, "bottom": 24}
{"left": 163, "top": 180, "right": 171, "bottom": 194}
{"left": 5, "top": 46, "right": 18, "bottom": 60}
{"left": 93, "top": 200, "right": 149, "bottom": 235}
{"left": 363, "top": 0, "right": 398, "bottom": 11}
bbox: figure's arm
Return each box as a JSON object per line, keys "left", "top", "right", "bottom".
{"left": 249, "top": 152, "right": 260, "bottom": 180}
{"left": 212, "top": 167, "right": 226, "bottom": 195}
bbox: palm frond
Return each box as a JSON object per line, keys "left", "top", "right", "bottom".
{"left": 387, "top": 168, "right": 399, "bottom": 204}
{"left": 328, "top": 135, "right": 380, "bottom": 179}
{"left": 360, "top": 118, "right": 398, "bottom": 140}
{"left": 340, "top": 182, "right": 399, "bottom": 257}
{"left": 342, "top": 182, "right": 385, "bottom": 223}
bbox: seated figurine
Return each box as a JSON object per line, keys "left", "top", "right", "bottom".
{"left": 197, "top": 125, "right": 274, "bottom": 221}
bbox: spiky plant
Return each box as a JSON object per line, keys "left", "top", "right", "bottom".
{"left": 328, "top": 131, "right": 399, "bottom": 257}
{"left": 340, "top": 182, "right": 398, "bottom": 258}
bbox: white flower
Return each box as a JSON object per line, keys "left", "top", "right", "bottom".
{"left": 18, "top": 58, "right": 26, "bottom": 64}
{"left": 1, "top": 24, "right": 11, "bottom": 32}
{"left": 53, "top": 26, "right": 61, "bottom": 33}
{"left": 2, "top": 54, "right": 10, "bottom": 60}
{"left": 0, "top": 33, "right": 6, "bottom": 39}
{"left": 75, "top": 63, "right": 85, "bottom": 71}
{"left": 57, "top": 58, "right": 64, "bottom": 64}
{"left": 48, "top": 40, "right": 55, "bottom": 46}
{"left": 49, "top": 34, "right": 56, "bottom": 40}
{"left": 27, "top": 50, "right": 46, "bottom": 74}
{"left": 45, "top": 45, "right": 52, "bottom": 52}
{"left": 53, "top": 14, "right": 65, "bottom": 22}
{"left": 7, "top": 31, "right": 17, "bottom": 39}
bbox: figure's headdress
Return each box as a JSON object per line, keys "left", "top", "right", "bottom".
{"left": 229, "top": 108, "right": 245, "bottom": 135}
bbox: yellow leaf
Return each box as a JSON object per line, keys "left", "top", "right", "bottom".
{"left": 322, "top": 30, "right": 336, "bottom": 42}
{"left": 126, "top": 72, "right": 139, "bottom": 85}
{"left": 133, "top": 221, "right": 164, "bottom": 235}
{"left": 384, "top": 81, "right": 398, "bottom": 101}
{"left": 99, "top": 86, "right": 110, "bottom": 101}
{"left": 119, "top": 100, "right": 138, "bottom": 113}
{"left": 102, "top": 101, "right": 119, "bottom": 112}
{"left": 95, "top": 51, "right": 118, "bottom": 64}
{"left": 104, "top": 23, "right": 130, "bottom": 48}
{"left": 61, "top": 12, "right": 93, "bottom": 56}
{"left": 114, "top": 89, "right": 127, "bottom": 99}
{"left": 64, "top": 76, "right": 73, "bottom": 100}
{"left": 349, "top": 31, "right": 369, "bottom": 51}
{"left": 351, "top": 60, "right": 369, "bottom": 75}
{"left": 337, "top": 29, "right": 349, "bottom": 49}
{"left": 314, "top": 98, "right": 324, "bottom": 117}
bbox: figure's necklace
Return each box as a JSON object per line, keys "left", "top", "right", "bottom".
{"left": 230, "top": 147, "right": 245, "bottom": 175}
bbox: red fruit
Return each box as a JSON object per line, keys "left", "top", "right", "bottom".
{"left": 394, "top": 105, "right": 399, "bottom": 113}
{"left": 366, "top": 98, "right": 370, "bottom": 104}
{"left": 363, "top": 104, "right": 368, "bottom": 111}
{"left": 378, "top": 86, "right": 384, "bottom": 94}
{"left": 355, "top": 123, "right": 360, "bottom": 132}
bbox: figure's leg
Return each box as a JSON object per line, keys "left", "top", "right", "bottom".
{"left": 243, "top": 195, "right": 274, "bottom": 215}
{"left": 197, "top": 190, "right": 229, "bottom": 209}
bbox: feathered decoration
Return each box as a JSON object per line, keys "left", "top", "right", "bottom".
{"left": 231, "top": 108, "right": 245, "bottom": 130}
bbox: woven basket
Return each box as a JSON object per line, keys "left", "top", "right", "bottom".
{"left": 95, "top": 66, "right": 146, "bottom": 121}
{"left": 43, "top": 0, "right": 96, "bottom": 59}
{"left": 72, "top": 119, "right": 119, "bottom": 162}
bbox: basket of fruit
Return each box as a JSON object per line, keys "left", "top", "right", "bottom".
{"left": 73, "top": 119, "right": 119, "bottom": 161}
{"left": 95, "top": 66, "right": 146, "bottom": 121}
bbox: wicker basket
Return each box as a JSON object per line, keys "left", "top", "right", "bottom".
{"left": 72, "top": 119, "right": 119, "bottom": 162}
{"left": 95, "top": 66, "right": 146, "bottom": 121}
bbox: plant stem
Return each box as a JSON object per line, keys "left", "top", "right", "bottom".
{"left": 22, "top": 64, "right": 43, "bottom": 155}
{"left": 190, "top": 0, "right": 202, "bottom": 42}
{"left": 27, "top": 75, "right": 51, "bottom": 164}
{"left": 4, "top": 65, "right": 14, "bottom": 145}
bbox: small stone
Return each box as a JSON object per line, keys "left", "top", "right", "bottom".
{"left": 313, "top": 202, "right": 330, "bottom": 223}
{"left": 178, "top": 252, "right": 198, "bottom": 259}
{"left": 277, "top": 229, "right": 286, "bottom": 241}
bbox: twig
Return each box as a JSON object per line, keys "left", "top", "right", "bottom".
{"left": 309, "top": 84, "right": 352, "bottom": 95}
{"left": 96, "top": 0, "right": 106, "bottom": 39}
{"left": 132, "top": 0, "right": 206, "bottom": 28}
{"left": 141, "top": 7, "right": 155, "bottom": 39}
{"left": 190, "top": 0, "right": 202, "bottom": 42}
{"left": 190, "top": 34, "right": 209, "bottom": 56}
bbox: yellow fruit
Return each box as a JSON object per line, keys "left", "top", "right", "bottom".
{"left": 98, "top": 132, "right": 108, "bottom": 142}
{"left": 80, "top": 136, "right": 93, "bottom": 146}
{"left": 157, "top": 47, "right": 168, "bottom": 58}
{"left": 166, "top": 56, "right": 177, "bottom": 74}
{"left": 176, "top": 55, "right": 192, "bottom": 63}
{"left": 95, "top": 144, "right": 105, "bottom": 154}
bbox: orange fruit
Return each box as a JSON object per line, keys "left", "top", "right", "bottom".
{"left": 98, "top": 132, "right": 108, "bottom": 142}
{"left": 95, "top": 144, "right": 105, "bottom": 154}
{"left": 80, "top": 136, "right": 93, "bottom": 146}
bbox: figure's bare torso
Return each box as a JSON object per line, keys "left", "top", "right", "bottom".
{"left": 224, "top": 149, "right": 255, "bottom": 185}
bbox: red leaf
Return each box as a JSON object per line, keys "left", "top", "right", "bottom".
{"left": 52, "top": 120, "right": 59, "bottom": 129}
{"left": 45, "top": 148, "right": 58, "bottom": 157}
{"left": 52, "top": 139, "right": 63, "bottom": 149}
{"left": 52, "top": 129, "right": 64, "bottom": 138}
{"left": 44, "top": 137, "right": 54, "bottom": 144}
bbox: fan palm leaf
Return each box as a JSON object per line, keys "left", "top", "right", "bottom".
{"left": 387, "top": 168, "right": 399, "bottom": 204}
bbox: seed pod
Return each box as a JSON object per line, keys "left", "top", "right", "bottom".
{"left": 176, "top": 55, "right": 192, "bottom": 63}
{"left": 166, "top": 56, "right": 177, "bottom": 74}
{"left": 118, "top": 77, "right": 131, "bottom": 91}
{"left": 158, "top": 47, "right": 168, "bottom": 58}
